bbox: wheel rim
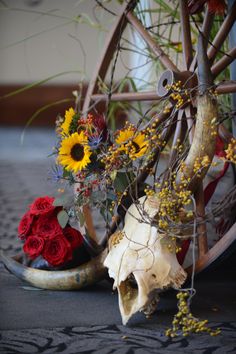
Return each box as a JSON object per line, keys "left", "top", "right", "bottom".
{"left": 79, "top": 0, "right": 236, "bottom": 273}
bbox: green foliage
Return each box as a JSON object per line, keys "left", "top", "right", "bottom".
{"left": 57, "top": 210, "right": 69, "bottom": 228}
{"left": 114, "top": 171, "right": 132, "bottom": 192}
{"left": 69, "top": 113, "right": 81, "bottom": 134}
{"left": 53, "top": 195, "right": 73, "bottom": 207}
{"left": 0, "top": 71, "right": 82, "bottom": 100}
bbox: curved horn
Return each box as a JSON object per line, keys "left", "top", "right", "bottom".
{"left": 177, "top": 33, "right": 218, "bottom": 192}
{"left": 0, "top": 250, "right": 108, "bottom": 290}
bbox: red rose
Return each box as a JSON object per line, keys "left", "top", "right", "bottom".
{"left": 32, "top": 215, "right": 62, "bottom": 239}
{"left": 23, "top": 235, "right": 44, "bottom": 259}
{"left": 18, "top": 211, "right": 34, "bottom": 239}
{"left": 63, "top": 227, "right": 83, "bottom": 250}
{"left": 42, "top": 234, "right": 72, "bottom": 266}
{"left": 30, "top": 196, "right": 55, "bottom": 216}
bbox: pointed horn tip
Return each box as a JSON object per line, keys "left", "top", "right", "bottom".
{"left": 1, "top": 250, "right": 108, "bottom": 290}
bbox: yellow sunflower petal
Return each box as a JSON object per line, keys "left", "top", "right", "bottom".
{"left": 115, "top": 129, "right": 135, "bottom": 145}
{"left": 115, "top": 127, "right": 148, "bottom": 160}
{"left": 60, "top": 108, "right": 76, "bottom": 136}
{"left": 129, "top": 133, "right": 148, "bottom": 159}
{"left": 58, "top": 132, "right": 91, "bottom": 172}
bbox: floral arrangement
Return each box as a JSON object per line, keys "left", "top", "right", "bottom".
{"left": 18, "top": 196, "right": 85, "bottom": 268}
{"left": 53, "top": 107, "right": 153, "bottom": 225}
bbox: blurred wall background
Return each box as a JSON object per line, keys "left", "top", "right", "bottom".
{"left": 0, "top": 0, "right": 127, "bottom": 126}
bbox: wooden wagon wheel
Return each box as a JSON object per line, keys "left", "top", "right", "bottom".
{"left": 81, "top": 0, "right": 236, "bottom": 274}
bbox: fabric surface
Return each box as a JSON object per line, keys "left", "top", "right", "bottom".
{"left": 1, "top": 323, "right": 236, "bottom": 354}
{"left": 0, "top": 128, "right": 236, "bottom": 353}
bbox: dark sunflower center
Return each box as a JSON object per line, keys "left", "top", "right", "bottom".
{"left": 70, "top": 143, "right": 84, "bottom": 161}
{"left": 131, "top": 141, "right": 140, "bottom": 154}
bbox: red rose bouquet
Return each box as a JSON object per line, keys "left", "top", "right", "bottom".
{"left": 18, "top": 196, "right": 87, "bottom": 268}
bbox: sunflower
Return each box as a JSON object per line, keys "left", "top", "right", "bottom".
{"left": 115, "top": 128, "right": 148, "bottom": 160}
{"left": 58, "top": 132, "right": 92, "bottom": 173}
{"left": 60, "top": 108, "right": 75, "bottom": 136}
{"left": 115, "top": 128, "right": 134, "bottom": 145}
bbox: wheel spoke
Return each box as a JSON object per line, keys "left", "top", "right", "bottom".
{"left": 195, "top": 183, "right": 208, "bottom": 257}
{"left": 186, "top": 222, "right": 236, "bottom": 274}
{"left": 83, "top": 205, "right": 97, "bottom": 241}
{"left": 125, "top": 10, "right": 180, "bottom": 72}
{"left": 168, "top": 109, "right": 185, "bottom": 164}
{"left": 219, "top": 124, "right": 234, "bottom": 143}
{"left": 212, "top": 47, "right": 236, "bottom": 78}
{"left": 91, "top": 91, "right": 161, "bottom": 102}
{"left": 190, "top": 8, "right": 214, "bottom": 72}
{"left": 179, "top": 0, "right": 193, "bottom": 70}
{"left": 82, "top": 0, "right": 137, "bottom": 114}
{"left": 207, "top": 1, "right": 236, "bottom": 64}
{"left": 216, "top": 80, "right": 236, "bottom": 94}
{"left": 91, "top": 80, "right": 236, "bottom": 103}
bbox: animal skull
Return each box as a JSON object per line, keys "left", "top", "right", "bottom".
{"left": 104, "top": 196, "right": 187, "bottom": 325}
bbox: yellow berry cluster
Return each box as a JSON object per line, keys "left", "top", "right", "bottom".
{"left": 225, "top": 138, "right": 236, "bottom": 164}
{"left": 110, "top": 230, "right": 124, "bottom": 248}
{"left": 193, "top": 155, "right": 211, "bottom": 176}
{"left": 145, "top": 127, "right": 162, "bottom": 145}
{"left": 166, "top": 80, "right": 182, "bottom": 92}
{"left": 209, "top": 89, "right": 219, "bottom": 99}
{"left": 109, "top": 200, "right": 116, "bottom": 212}
{"left": 101, "top": 146, "right": 122, "bottom": 171}
{"left": 166, "top": 291, "right": 221, "bottom": 337}
{"left": 166, "top": 81, "right": 191, "bottom": 110}
{"left": 158, "top": 219, "right": 169, "bottom": 230}
{"left": 117, "top": 189, "right": 129, "bottom": 206}
{"left": 170, "top": 92, "right": 185, "bottom": 109}
{"left": 157, "top": 179, "right": 192, "bottom": 231}
{"left": 163, "top": 106, "right": 171, "bottom": 114}
{"left": 144, "top": 186, "right": 155, "bottom": 197}
{"left": 161, "top": 236, "right": 182, "bottom": 253}
{"left": 173, "top": 138, "right": 184, "bottom": 153}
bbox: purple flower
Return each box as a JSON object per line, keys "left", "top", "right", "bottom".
{"left": 88, "top": 134, "right": 103, "bottom": 150}
{"left": 48, "top": 164, "right": 64, "bottom": 182}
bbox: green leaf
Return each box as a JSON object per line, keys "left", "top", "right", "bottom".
{"left": 20, "top": 98, "right": 73, "bottom": 143}
{"left": 57, "top": 210, "right": 69, "bottom": 228}
{"left": 0, "top": 71, "right": 81, "bottom": 100}
{"left": 110, "top": 170, "right": 117, "bottom": 181}
{"left": 53, "top": 196, "right": 70, "bottom": 207}
{"left": 114, "top": 172, "right": 130, "bottom": 193}
{"left": 107, "top": 191, "right": 117, "bottom": 201}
